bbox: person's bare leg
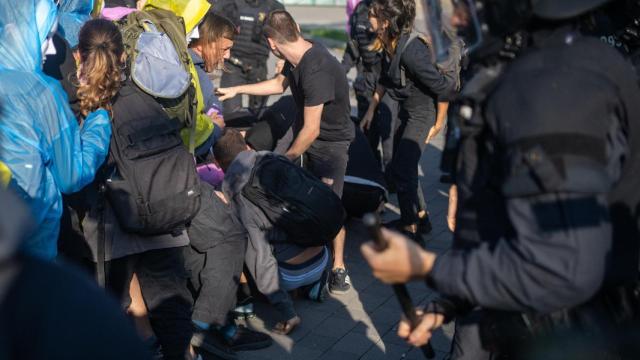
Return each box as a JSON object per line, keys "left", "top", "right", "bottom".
{"left": 329, "top": 226, "right": 351, "bottom": 293}
{"left": 318, "top": 176, "right": 346, "bottom": 271}
{"left": 447, "top": 185, "right": 458, "bottom": 232}
{"left": 273, "top": 316, "right": 301, "bottom": 335}
{"left": 128, "top": 273, "right": 155, "bottom": 340}
{"left": 332, "top": 227, "right": 346, "bottom": 270}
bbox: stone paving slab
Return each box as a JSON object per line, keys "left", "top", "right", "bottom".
{"left": 236, "top": 131, "right": 453, "bottom": 359}
{"left": 223, "top": 6, "right": 455, "bottom": 357}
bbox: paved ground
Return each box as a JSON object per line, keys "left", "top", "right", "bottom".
{"left": 216, "top": 6, "right": 456, "bottom": 359}
{"left": 235, "top": 132, "right": 455, "bottom": 360}
{"left": 288, "top": 5, "right": 350, "bottom": 28}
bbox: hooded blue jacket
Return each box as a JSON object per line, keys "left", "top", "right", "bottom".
{"left": 0, "top": 0, "right": 111, "bottom": 259}
{"left": 59, "top": 0, "right": 94, "bottom": 48}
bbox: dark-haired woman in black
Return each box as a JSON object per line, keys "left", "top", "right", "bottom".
{"left": 361, "top": 0, "right": 455, "bottom": 240}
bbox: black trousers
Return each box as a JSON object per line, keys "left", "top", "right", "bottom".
{"left": 220, "top": 60, "right": 268, "bottom": 114}
{"left": 388, "top": 99, "right": 434, "bottom": 225}
{"left": 185, "top": 244, "right": 245, "bottom": 327}
{"left": 184, "top": 192, "right": 247, "bottom": 327}
{"left": 105, "top": 247, "right": 193, "bottom": 360}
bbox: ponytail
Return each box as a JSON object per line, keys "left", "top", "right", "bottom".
{"left": 76, "top": 19, "right": 124, "bottom": 119}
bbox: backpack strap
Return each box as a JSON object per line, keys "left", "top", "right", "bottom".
{"left": 188, "top": 60, "right": 207, "bottom": 155}
{"left": 400, "top": 31, "right": 424, "bottom": 87}
{"left": 96, "top": 182, "right": 107, "bottom": 288}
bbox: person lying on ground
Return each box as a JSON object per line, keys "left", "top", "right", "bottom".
{"left": 214, "top": 129, "right": 333, "bottom": 335}
{"left": 186, "top": 179, "right": 273, "bottom": 359}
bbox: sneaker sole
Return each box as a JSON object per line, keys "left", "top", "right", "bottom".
{"left": 328, "top": 286, "right": 350, "bottom": 294}
{"left": 232, "top": 312, "right": 256, "bottom": 321}
{"left": 329, "top": 273, "right": 351, "bottom": 294}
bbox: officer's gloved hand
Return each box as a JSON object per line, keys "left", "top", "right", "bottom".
{"left": 361, "top": 228, "right": 437, "bottom": 284}
{"left": 397, "top": 308, "right": 445, "bottom": 347}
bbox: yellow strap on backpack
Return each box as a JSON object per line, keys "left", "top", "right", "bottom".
{"left": 0, "top": 161, "right": 12, "bottom": 189}
{"left": 91, "top": 0, "right": 104, "bottom": 18}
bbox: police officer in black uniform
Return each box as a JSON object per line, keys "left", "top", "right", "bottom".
{"left": 219, "top": 0, "right": 284, "bottom": 115}
{"left": 362, "top": 0, "right": 640, "bottom": 358}
{"left": 342, "top": 0, "right": 399, "bottom": 167}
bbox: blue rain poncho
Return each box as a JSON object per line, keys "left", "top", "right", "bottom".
{"left": 59, "top": 0, "right": 94, "bottom": 48}
{"left": 0, "top": 0, "right": 111, "bottom": 259}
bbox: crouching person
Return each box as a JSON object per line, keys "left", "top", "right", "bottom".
{"left": 215, "top": 130, "right": 339, "bottom": 335}
{"left": 186, "top": 179, "right": 273, "bottom": 359}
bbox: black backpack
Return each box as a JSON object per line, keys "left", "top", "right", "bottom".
{"left": 106, "top": 83, "right": 201, "bottom": 235}
{"left": 242, "top": 153, "right": 345, "bottom": 247}
{"left": 400, "top": 30, "right": 464, "bottom": 92}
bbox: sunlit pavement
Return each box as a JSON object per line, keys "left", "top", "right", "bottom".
{"left": 216, "top": 7, "right": 455, "bottom": 358}
{"left": 236, "top": 131, "right": 454, "bottom": 360}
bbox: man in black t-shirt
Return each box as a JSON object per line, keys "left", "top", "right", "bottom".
{"left": 218, "top": 9, "right": 355, "bottom": 295}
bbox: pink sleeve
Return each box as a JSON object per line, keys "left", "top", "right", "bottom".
{"left": 346, "top": 0, "right": 362, "bottom": 33}
{"left": 197, "top": 163, "right": 225, "bottom": 188}
{"left": 101, "top": 7, "right": 137, "bottom": 21}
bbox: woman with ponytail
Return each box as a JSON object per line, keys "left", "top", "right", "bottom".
{"left": 55, "top": 18, "right": 124, "bottom": 262}
{"left": 75, "top": 18, "right": 125, "bottom": 120}
{"left": 75, "top": 19, "right": 197, "bottom": 360}
{"left": 361, "top": 0, "right": 455, "bottom": 241}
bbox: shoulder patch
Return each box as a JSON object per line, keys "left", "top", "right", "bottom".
{"left": 414, "top": 32, "right": 431, "bottom": 46}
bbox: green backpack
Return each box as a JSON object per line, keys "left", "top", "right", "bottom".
{"left": 119, "top": 8, "right": 204, "bottom": 151}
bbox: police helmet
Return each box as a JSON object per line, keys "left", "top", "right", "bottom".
{"left": 421, "top": 0, "right": 612, "bottom": 61}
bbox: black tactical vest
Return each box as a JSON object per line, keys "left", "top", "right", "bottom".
{"left": 448, "top": 30, "right": 640, "bottom": 284}
{"left": 231, "top": 0, "right": 282, "bottom": 61}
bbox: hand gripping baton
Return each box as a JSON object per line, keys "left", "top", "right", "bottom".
{"left": 363, "top": 213, "right": 436, "bottom": 359}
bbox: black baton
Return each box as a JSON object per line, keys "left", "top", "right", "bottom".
{"left": 363, "top": 213, "right": 436, "bottom": 359}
